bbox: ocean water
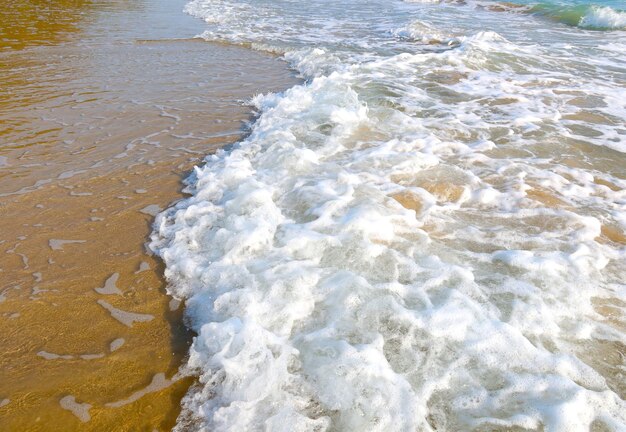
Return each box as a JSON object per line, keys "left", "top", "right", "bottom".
{"left": 150, "top": 0, "right": 626, "bottom": 430}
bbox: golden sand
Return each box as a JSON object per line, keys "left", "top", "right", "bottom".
{"left": 0, "top": 0, "right": 298, "bottom": 429}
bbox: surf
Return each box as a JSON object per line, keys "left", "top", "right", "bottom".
{"left": 528, "top": 3, "right": 626, "bottom": 29}
{"left": 151, "top": 0, "right": 626, "bottom": 430}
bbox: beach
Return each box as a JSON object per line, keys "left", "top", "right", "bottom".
{"left": 2, "top": 0, "right": 626, "bottom": 430}
{"left": 0, "top": 0, "right": 297, "bottom": 429}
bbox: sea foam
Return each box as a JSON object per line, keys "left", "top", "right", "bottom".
{"left": 579, "top": 6, "right": 626, "bottom": 30}
{"left": 153, "top": 0, "right": 626, "bottom": 430}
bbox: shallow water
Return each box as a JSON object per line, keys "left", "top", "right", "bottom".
{"left": 150, "top": 0, "right": 626, "bottom": 431}
{"left": 0, "top": 0, "right": 297, "bottom": 430}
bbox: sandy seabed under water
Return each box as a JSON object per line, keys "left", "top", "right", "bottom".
{"left": 0, "top": 0, "right": 298, "bottom": 430}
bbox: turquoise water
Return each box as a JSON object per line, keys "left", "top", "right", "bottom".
{"left": 516, "top": 0, "right": 625, "bottom": 6}
{"left": 152, "top": 0, "right": 626, "bottom": 430}
{"left": 513, "top": 0, "right": 626, "bottom": 29}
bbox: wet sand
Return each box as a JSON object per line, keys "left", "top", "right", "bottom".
{"left": 0, "top": 0, "right": 298, "bottom": 430}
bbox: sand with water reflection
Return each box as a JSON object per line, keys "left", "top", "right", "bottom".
{"left": 0, "top": 0, "right": 297, "bottom": 429}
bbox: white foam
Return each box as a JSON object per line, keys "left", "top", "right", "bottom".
{"left": 105, "top": 373, "right": 173, "bottom": 408}
{"left": 579, "top": 6, "right": 626, "bottom": 30}
{"left": 59, "top": 395, "right": 91, "bottom": 423}
{"left": 94, "top": 273, "right": 123, "bottom": 295}
{"left": 392, "top": 20, "right": 459, "bottom": 45}
{"left": 169, "top": 298, "right": 182, "bottom": 311}
{"left": 156, "top": 0, "right": 626, "bottom": 430}
{"left": 37, "top": 350, "right": 104, "bottom": 360}
{"left": 97, "top": 300, "right": 154, "bottom": 327}
{"left": 110, "top": 338, "right": 125, "bottom": 352}
{"left": 58, "top": 170, "right": 87, "bottom": 180}
{"left": 152, "top": 67, "right": 626, "bottom": 429}
{"left": 38, "top": 351, "right": 74, "bottom": 360}
{"left": 0, "top": 179, "right": 52, "bottom": 197}
{"left": 135, "top": 261, "right": 151, "bottom": 273}
{"left": 140, "top": 204, "right": 162, "bottom": 216}
{"left": 48, "top": 239, "right": 86, "bottom": 251}
{"left": 79, "top": 353, "right": 105, "bottom": 360}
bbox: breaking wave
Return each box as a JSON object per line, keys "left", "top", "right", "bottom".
{"left": 151, "top": 0, "right": 626, "bottom": 430}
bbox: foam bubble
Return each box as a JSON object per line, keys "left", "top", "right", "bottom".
{"left": 97, "top": 300, "right": 154, "bottom": 327}
{"left": 140, "top": 205, "right": 162, "bottom": 216}
{"left": 94, "top": 273, "right": 122, "bottom": 295}
{"left": 105, "top": 373, "right": 173, "bottom": 408}
{"left": 38, "top": 351, "right": 74, "bottom": 360}
{"left": 79, "top": 353, "right": 105, "bottom": 360}
{"left": 135, "top": 261, "right": 151, "bottom": 273}
{"left": 109, "top": 338, "right": 125, "bottom": 352}
{"left": 48, "top": 239, "right": 86, "bottom": 251}
{"left": 59, "top": 395, "right": 91, "bottom": 423}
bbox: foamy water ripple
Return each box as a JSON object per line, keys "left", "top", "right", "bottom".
{"left": 151, "top": 0, "right": 626, "bottom": 430}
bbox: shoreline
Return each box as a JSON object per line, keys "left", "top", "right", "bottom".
{"left": 0, "top": 0, "right": 299, "bottom": 429}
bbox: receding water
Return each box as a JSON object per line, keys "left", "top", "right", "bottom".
{"left": 0, "top": 0, "right": 297, "bottom": 430}
{"left": 150, "top": 0, "right": 626, "bottom": 431}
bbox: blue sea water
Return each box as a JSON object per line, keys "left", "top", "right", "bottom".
{"left": 150, "top": 0, "right": 626, "bottom": 430}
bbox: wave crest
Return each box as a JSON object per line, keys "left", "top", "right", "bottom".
{"left": 526, "top": 3, "right": 626, "bottom": 30}
{"left": 579, "top": 6, "right": 626, "bottom": 30}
